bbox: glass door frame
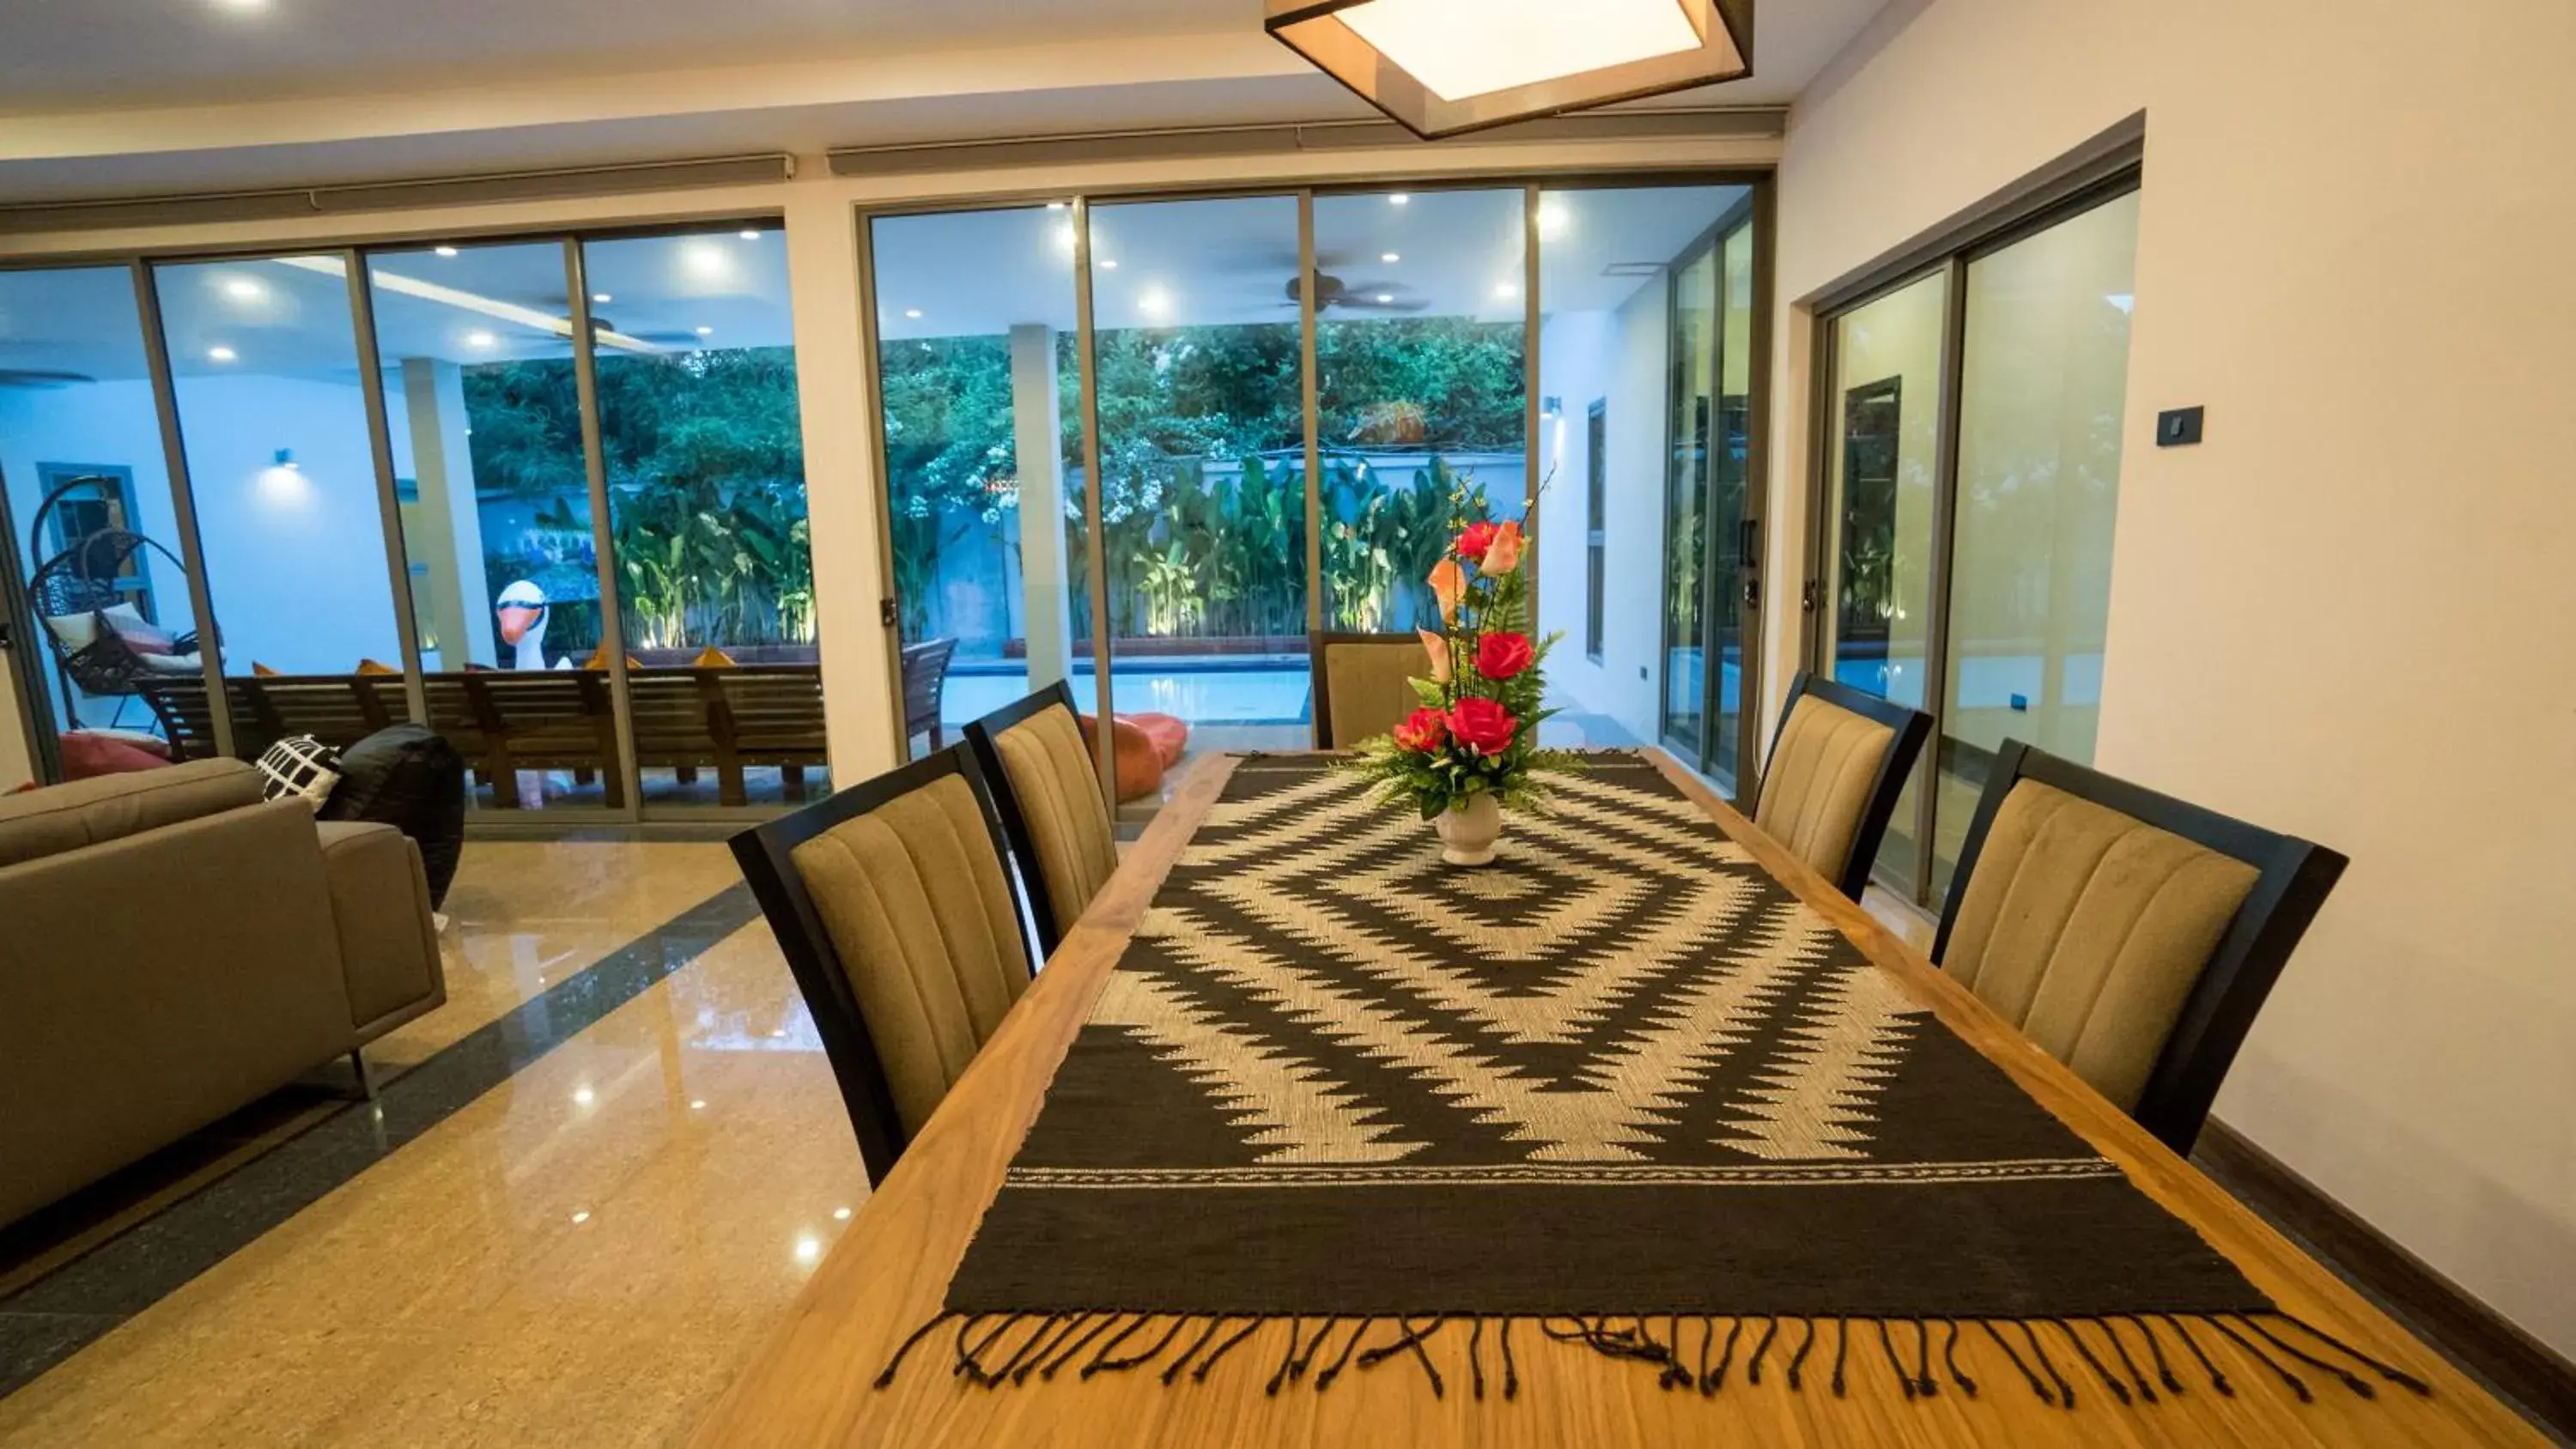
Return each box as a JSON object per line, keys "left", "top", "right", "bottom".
{"left": 854, "top": 167, "right": 1777, "bottom": 812}
{"left": 0, "top": 217, "right": 803, "bottom": 830}
{"left": 1653, "top": 187, "right": 1770, "bottom": 797}
{"left": 1799, "top": 156, "right": 2143, "bottom": 905}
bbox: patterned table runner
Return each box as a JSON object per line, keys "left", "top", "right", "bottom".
{"left": 883, "top": 755, "right": 2421, "bottom": 1407}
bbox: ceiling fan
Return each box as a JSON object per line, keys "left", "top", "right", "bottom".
{"left": 0, "top": 369, "right": 94, "bottom": 390}
{"left": 1284, "top": 270, "right": 1429, "bottom": 314}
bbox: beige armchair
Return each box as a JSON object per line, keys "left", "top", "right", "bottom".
{"left": 0, "top": 759, "right": 446, "bottom": 1229}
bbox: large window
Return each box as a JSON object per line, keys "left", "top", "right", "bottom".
{"left": 1, "top": 221, "right": 827, "bottom": 823}
{"left": 0, "top": 266, "right": 198, "bottom": 770}
{"left": 864, "top": 179, "right": 1773, "bottom": 829}
{"left": 1808, "top": 174, "right": 2142, "bottom": 904}
{"left": 869, "top": 205, "right": 1083, "bottom": 763}
{"left": 1313, "top": 188, "right": 1527, "bottom": 634}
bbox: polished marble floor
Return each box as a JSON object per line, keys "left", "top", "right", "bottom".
{"left": 0, "top": 841, "right": 867, "bottom": 1447}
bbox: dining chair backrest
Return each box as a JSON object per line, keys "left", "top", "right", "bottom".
{"left": 963, "top": 680, "right": 1117, "bottom": 956}
{"left": 1752, "top": 672, "right": 1933, "bottom": 900}
{"left": 730, "top": 745, "right": 1033, "bottom": 1184}
{"left": 900, "top": 637, "right": 957, "bottom": 748}
{"left": 1933, "top": 740, "right": 2347, "bottom": 1155}
{"left": 1311, "top": 632, "right": 1433, "bottom": 749}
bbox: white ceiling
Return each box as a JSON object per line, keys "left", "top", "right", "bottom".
{"left": 0, "top": 0, "right": 1889, "bottom": 203}
{"left": 0, "top": 0, "right": 1247, "bottom": 109}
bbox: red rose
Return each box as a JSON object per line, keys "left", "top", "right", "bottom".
{"left": 1475, "top": 631, "right": 1534, "bottom": 681}
{"left": 1391, "top": 706, "right": 1449, "bottom": 754}
{"left": 1455, "top": 522, "right": 1502, "bottom": 563}
{"left": 1447, "top": 696, "right": 1518, "bottom": 755}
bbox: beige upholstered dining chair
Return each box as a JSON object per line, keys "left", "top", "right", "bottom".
{"left": 964, "top": 682, "right": 1120, "bottom": 956}
{"left": 1933, "top": 740, "right": 2347, "bottom": 1154}
{"left": 1311, "top": 632, "right": 1433, "bottom": 749}
{"left": 730, "top": 745, "right": 1032, "bottom": 1183}
{"left": 1751, "top": 672, "right": 1933, "bottom": 900}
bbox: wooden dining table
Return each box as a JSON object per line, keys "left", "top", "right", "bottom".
{"left": 689, "top": 751, "right": 2543, "bottom": 1447}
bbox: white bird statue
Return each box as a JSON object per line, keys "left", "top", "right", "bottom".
{"left": 494, "top": 579, "right": 559, "bottom": 670}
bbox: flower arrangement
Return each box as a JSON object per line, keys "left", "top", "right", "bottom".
{"left": 1344, "top": 513, "right": 1583, "bottom": 834}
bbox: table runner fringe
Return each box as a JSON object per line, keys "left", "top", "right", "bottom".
{"left": 876, "top": 1310, "right": 2426, "bottom": 1406}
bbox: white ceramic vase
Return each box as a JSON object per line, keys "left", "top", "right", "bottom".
{"left": 1433, "top": 792, "right": 1504, "bottom": 867}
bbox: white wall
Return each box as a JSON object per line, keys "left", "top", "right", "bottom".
{"left": 1538, "top": 276, "right": 1674, "bottom": 748}
{"left": 1770, "top": 0, "right": 2576, "bottom": 1353}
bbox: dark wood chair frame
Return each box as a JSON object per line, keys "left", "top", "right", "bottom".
{"left": 1308, "top": 630, "right": 1431, "bottom": 749}
{"left": 728, "top": 743, "right": 1030, "bottom": 1185}
{"left": 960, "top": 679, "right": 1104, "bottom": 959}
{"left": 1756, "top": 670, "right": 1935, "bottom": 901}
{"left": 1931, "top": 738, "right": 2349, "bottom": 1156}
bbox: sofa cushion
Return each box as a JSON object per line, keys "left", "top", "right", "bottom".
{"left": 314, "top": 821, "right": 446, "bottom": 1040}
{"left": 321, "top": 724, "right": 467, "bottom": 907}
{"left": 0, "top": 757, "right": 261, "bottom": 870}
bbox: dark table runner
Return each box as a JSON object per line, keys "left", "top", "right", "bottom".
{"left": 884, "top": 755, "right": 2421, "bottom": 1407}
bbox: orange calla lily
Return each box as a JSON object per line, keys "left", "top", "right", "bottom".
{"left": 1417, "top": 627, "right": 1452, "bottom": 684}
{"left": 1479, "top": 519, "right": 1525, "bottom": 576}
{"left": 1428, "top": 558, "right": 1468, "bottom": 623}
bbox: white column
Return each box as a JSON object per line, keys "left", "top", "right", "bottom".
{"left": 783, "top": 187, "right": 897, "bottom": 782}
{"left": 399, "top": 357, "right": 491, "bottom": 670}
{"left": 1009, "top": 322, "right": 1073, "bottom": 689}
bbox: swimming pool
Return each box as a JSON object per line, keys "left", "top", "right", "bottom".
{"left": 941, "top": 659, "right": 1314, "bottom": 727}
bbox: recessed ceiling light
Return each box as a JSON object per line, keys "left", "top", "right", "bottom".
{"left": 465, "top": 329, "right": 497, "bottom": 349}
{"left": 1139, "top": 289, "right": 1170, "bottom": 315}
{"left": 903, "top": 308, "right": 922, "bottom": 319}
{"left": 1100, "top": 258, "right": 1119, "bottom": 270}
{"left": 222, "top": 277, "right": 264, "bottom": 301}
{"left": 1375, "top": 293, "right": 1395, "bottom": 303}
{"left": 210, "top": 0, "right": 268, "bottom": 12}
{"left": 1054, "top": 224, "right": 1077, "bottom": 252}
{"left": 434, "top": 246, "right": 459, "bottom": 258}
{"left": 570, "top": 1210, "right": 591, "bottom": 1225}
{"left": 832, "top": 1206, "right": 852, "bottom": 1221}
{"left": 690, "top": 1099, "right": 707, "bottom": 1110}
{"left": 1493, "top": 282, "right": 1518, "bottom": 299}
{"left": 695, "top": 325, "right": 714, "bottom": 336}
{"left": 572, "top": 1084, "right": 593, "bottom": 1105}
{"left": 794, "top": 1234, "right": 822, "bottom": 1264}
{"left": 1046, "top": 202, "right": 1067, "bottom": 211}
{"left": 739, "top": 229, "right": 762, "bottom": 240}
{"left": 208, "top": 345, "right": 238, "bottom": 362}
{"left": 1539, "top": 200, "right": 1571, "bottom": 237}
{"left": 1388, "top": 193, "right": 1410, "bottom": 206}
{"left": 1382, "top": 252, "right": 1401, "bottom": 264}
{"left": 592, "top": 292, "right": 611, "bottom": 304}
{"left": 682, "top": 241, "right": 729, "bottom": 278}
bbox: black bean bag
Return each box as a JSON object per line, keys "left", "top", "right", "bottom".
{"left": 321, "top": 724, "right": 467, "bottom": 908}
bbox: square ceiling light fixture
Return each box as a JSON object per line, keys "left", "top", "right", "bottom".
{"left": 1266, "top": 0, "right": 1753, "bottom": 139}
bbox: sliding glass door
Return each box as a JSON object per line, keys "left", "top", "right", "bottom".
{"left": 861, "top": 174, "right": 1774, "bottom": 829}
{"left": 1808, "top": 176, "right": 2141, "bottom": 904}
{"left": 1, "top": 221, "right": 827, "bottom": 824}
{"left": 867, "top": 204, "right": 1083, "bottom": 764}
